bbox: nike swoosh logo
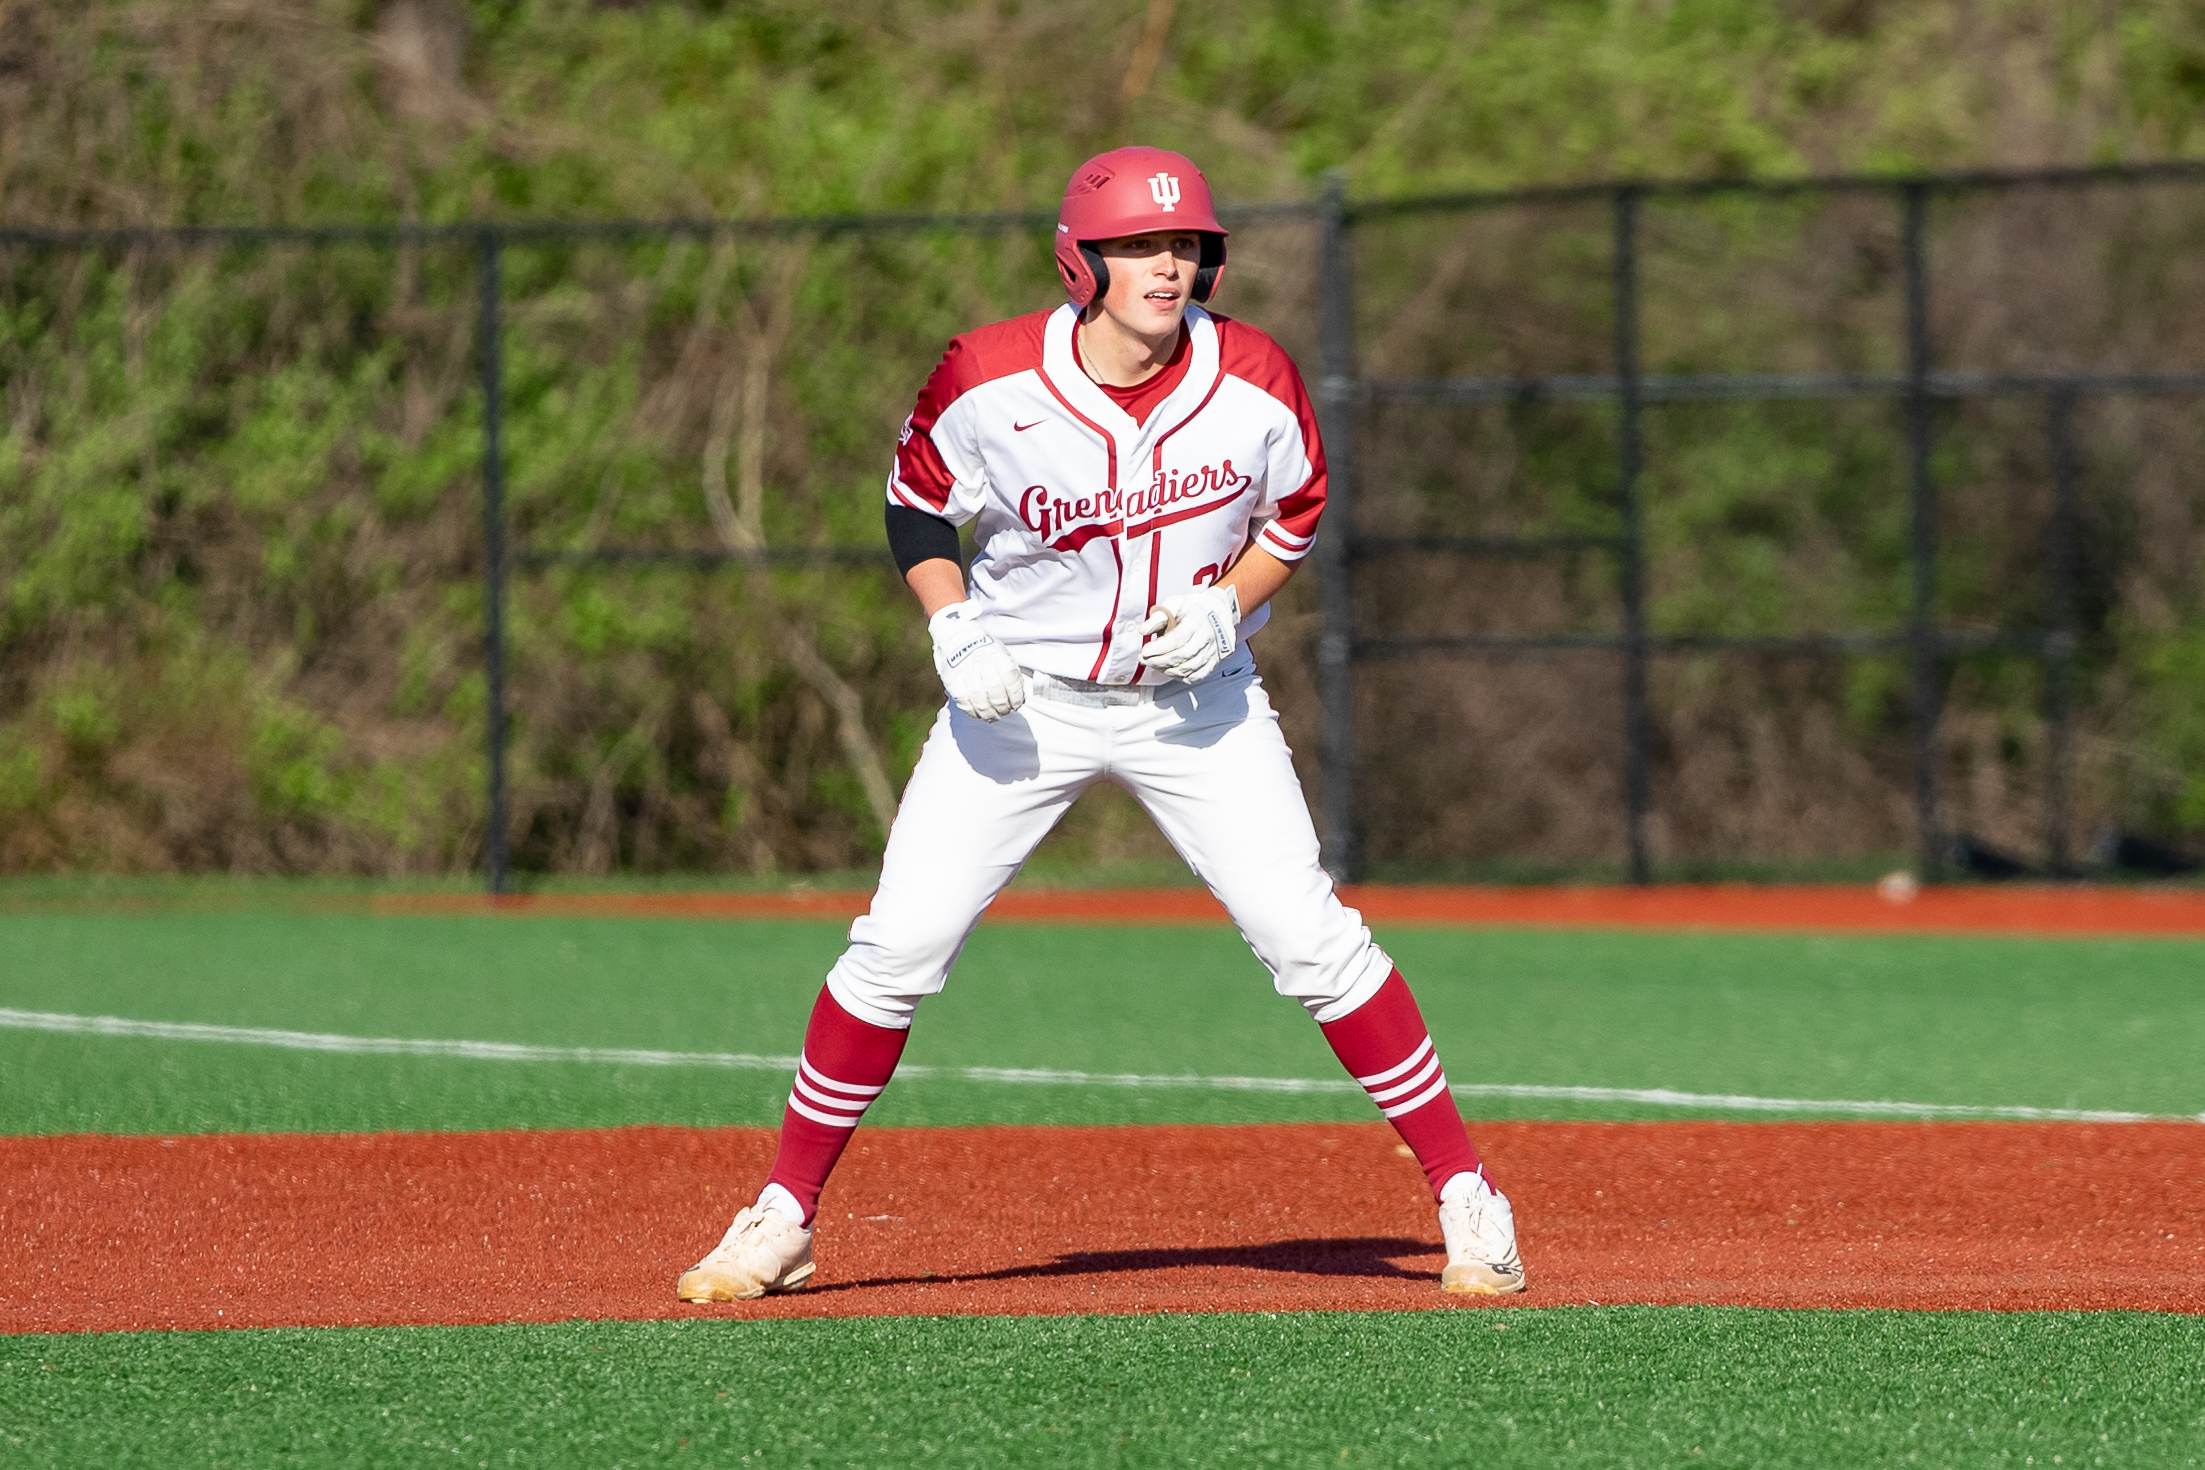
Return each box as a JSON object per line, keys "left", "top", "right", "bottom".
{"left": 1014, "top": 420, "right": 1045, "bottom": 432}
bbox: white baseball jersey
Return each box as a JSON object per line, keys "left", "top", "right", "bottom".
{"left": 887, "top": 303, "right": 1327, "bottom": 684}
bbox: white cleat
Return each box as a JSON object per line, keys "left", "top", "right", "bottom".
{"left": 1437, "top": 1172, "right": 1526, "bottom": 1296}
{"left": 677, "top": 1205, "right": 816, "bottom": 1302}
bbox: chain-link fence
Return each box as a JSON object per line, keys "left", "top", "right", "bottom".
{"left": 1331, "top": 164, "right": 2205, "bottom": 883}
{"left": 5, "top": 162, "right": 2202, "bottom": 888}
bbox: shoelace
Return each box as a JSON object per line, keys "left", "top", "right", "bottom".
{"left": 1474, "top": 1204, "right": 1518, "bottom": 1268}
{"left": 1446, "top": 1194, "right": 1507, "bottom": 1261}
{"left": 712, "top": 1209, "right": 772, "bottom": 1258}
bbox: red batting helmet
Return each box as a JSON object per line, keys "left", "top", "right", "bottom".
{"left": 1054, "top": 146, "right": 1229, "bottom": 309}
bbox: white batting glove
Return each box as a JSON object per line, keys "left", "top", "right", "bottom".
{"left": 928, "top": 602, "right": 1026, "bottom": 721}
{"left": 1139, "top": 584, "right": 1241, "bottom": 684}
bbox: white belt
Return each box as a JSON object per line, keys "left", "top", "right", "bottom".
{"left": 1025, "top": 670, "right": 1158, "bottom": 707}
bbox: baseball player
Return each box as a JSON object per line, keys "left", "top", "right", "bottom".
{"left": 678, "top": 147, "right": 1524, "bottom": 1301}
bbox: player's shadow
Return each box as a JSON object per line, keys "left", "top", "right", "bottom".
{"left": 950, "top": 706, "right": 1042, "bottom": 781}
{"left": 1154, "top": 663, "right": 1250, "bottom": 749}
{"left": 812, "top": 1236, "right": 1438, "bottom": 1294}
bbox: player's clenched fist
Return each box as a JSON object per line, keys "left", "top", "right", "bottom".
{"left": 928, "top": 602, "right": 1027, "bottom": 721}
{"left": 1139, "top": 583, "right": 1240, "bottom": 684}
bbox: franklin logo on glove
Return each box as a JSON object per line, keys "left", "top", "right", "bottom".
{"left": 928, "top": 602, "right": 1026, "bottom": 721}
{"left": 1139, "top": 583, "right": 1239, "bottom": 684}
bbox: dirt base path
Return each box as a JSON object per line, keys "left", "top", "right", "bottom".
{"left": 7, "top": 1121, "right": 2202, "bottom": 1334}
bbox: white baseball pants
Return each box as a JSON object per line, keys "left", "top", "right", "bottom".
{"left": 825, "top": 648, "right": 1397, "bottom": 1029}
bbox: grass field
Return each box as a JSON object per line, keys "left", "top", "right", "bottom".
{"left": 10, "top": 1309, "right": 2204, "bottom": 1468}
{"left": 5, "top": 914, "right": 2204, "bottom": 1133}
{"left": 7, "top": 905, "right": 2204, "bottom": 1466}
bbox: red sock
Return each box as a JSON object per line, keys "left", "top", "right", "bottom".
{"left": 763, "top": 986, "right": 909, "bottom": 1225}
{"left": 1320, "top": 970, "right": 1485, "bottom": 1199}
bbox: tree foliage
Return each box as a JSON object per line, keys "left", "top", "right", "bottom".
{"left": 1, "top": 0, "right": 2202, "bottom": 875}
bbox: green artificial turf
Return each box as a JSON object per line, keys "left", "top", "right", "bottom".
{"left": 6, "top": 1307, "right": 2202, "bottom": 1468}
{"left": 2, "top": 914, "right": 2203, "bottom": 1134}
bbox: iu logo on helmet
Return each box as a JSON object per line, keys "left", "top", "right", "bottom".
{"left": 1147, "top": 173, "right": 1181, "bottom": 212}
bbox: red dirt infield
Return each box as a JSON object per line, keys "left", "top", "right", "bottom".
{"left": 6, "top": 1120, "right": 2201, "bottom": 1333}
{"left": 372, "top": 883, "right": 2205, "bottom": 936}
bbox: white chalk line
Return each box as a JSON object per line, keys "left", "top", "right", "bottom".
{"left": 3, "top": 1006, "right": 2195, "bottom": 1124}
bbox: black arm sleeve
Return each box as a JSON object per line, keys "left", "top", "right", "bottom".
{"left": 886, "top": 503, "right": 962, "bottom": 576}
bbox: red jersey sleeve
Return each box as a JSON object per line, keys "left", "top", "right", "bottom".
{"left": 885, "top": 311, "right": 1051, "bottom": 521}
{"left": 1215, "top": 318, "right": 1327, "bottom": 562}
{"left": 887, "top": 339, "right": 972, "bottom": 515}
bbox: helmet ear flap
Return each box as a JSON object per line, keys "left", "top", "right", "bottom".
{"left": 1055, "top": 251, "right": 1088, "bottom": 305}
{"left": 1191, "top": 232, "right": 1227, "bottom": 304}
{"left": 1072, "top": 235, "right": 1224, "bottom": 307}
{"left": 1078, "top": 244, "right": 1111, "bottom": 308}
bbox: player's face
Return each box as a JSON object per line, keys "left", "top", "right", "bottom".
{"left": 1091, "top": 231, "right": 1202, "bottom": 339}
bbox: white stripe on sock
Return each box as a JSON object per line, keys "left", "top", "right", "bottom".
{"left": 790, "top": 1073, "right": 870, "bottom": 1117}
{"left": 1381, "top": 1070, "right": 1454, "bottom": 1119}
{"left": 1353, "top": 1035, "right": 1434, "bottom": 1090}
{"left": 785, "top": 1091, "right": 864, "bottom": 1129}
{"left": 1367, "top": 1052, "right": 1444, "bottom": 1107}
{"left": 798, "top": 1054, "right": 886, "bottom": 1098}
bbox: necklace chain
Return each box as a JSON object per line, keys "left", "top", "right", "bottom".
{"left": 1077, "top": 315, "right": 1178, "bottom": 388}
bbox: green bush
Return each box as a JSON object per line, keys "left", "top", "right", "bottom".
{"left": 1, "top": 0, "right": 2201, "bottom": 875}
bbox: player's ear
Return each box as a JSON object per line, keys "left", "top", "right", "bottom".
{"left": 1079, "top": 244, "right": 1111, "bottom": 305}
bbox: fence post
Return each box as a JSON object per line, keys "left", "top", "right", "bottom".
{"left": 477, "top": 228, "right": 512, "bottom": 896}
{"left": 1314, "top": 172, "right": 1359, "bottom": 882}
{"left": 2044, "top": 388, "right": 2081, "bottom": 875}
{"left": 1612, "top": 186, "right": 1653, "bottom": 885}
{"left": 1901, "top": 183, "right": 1942, "bottom": 882}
